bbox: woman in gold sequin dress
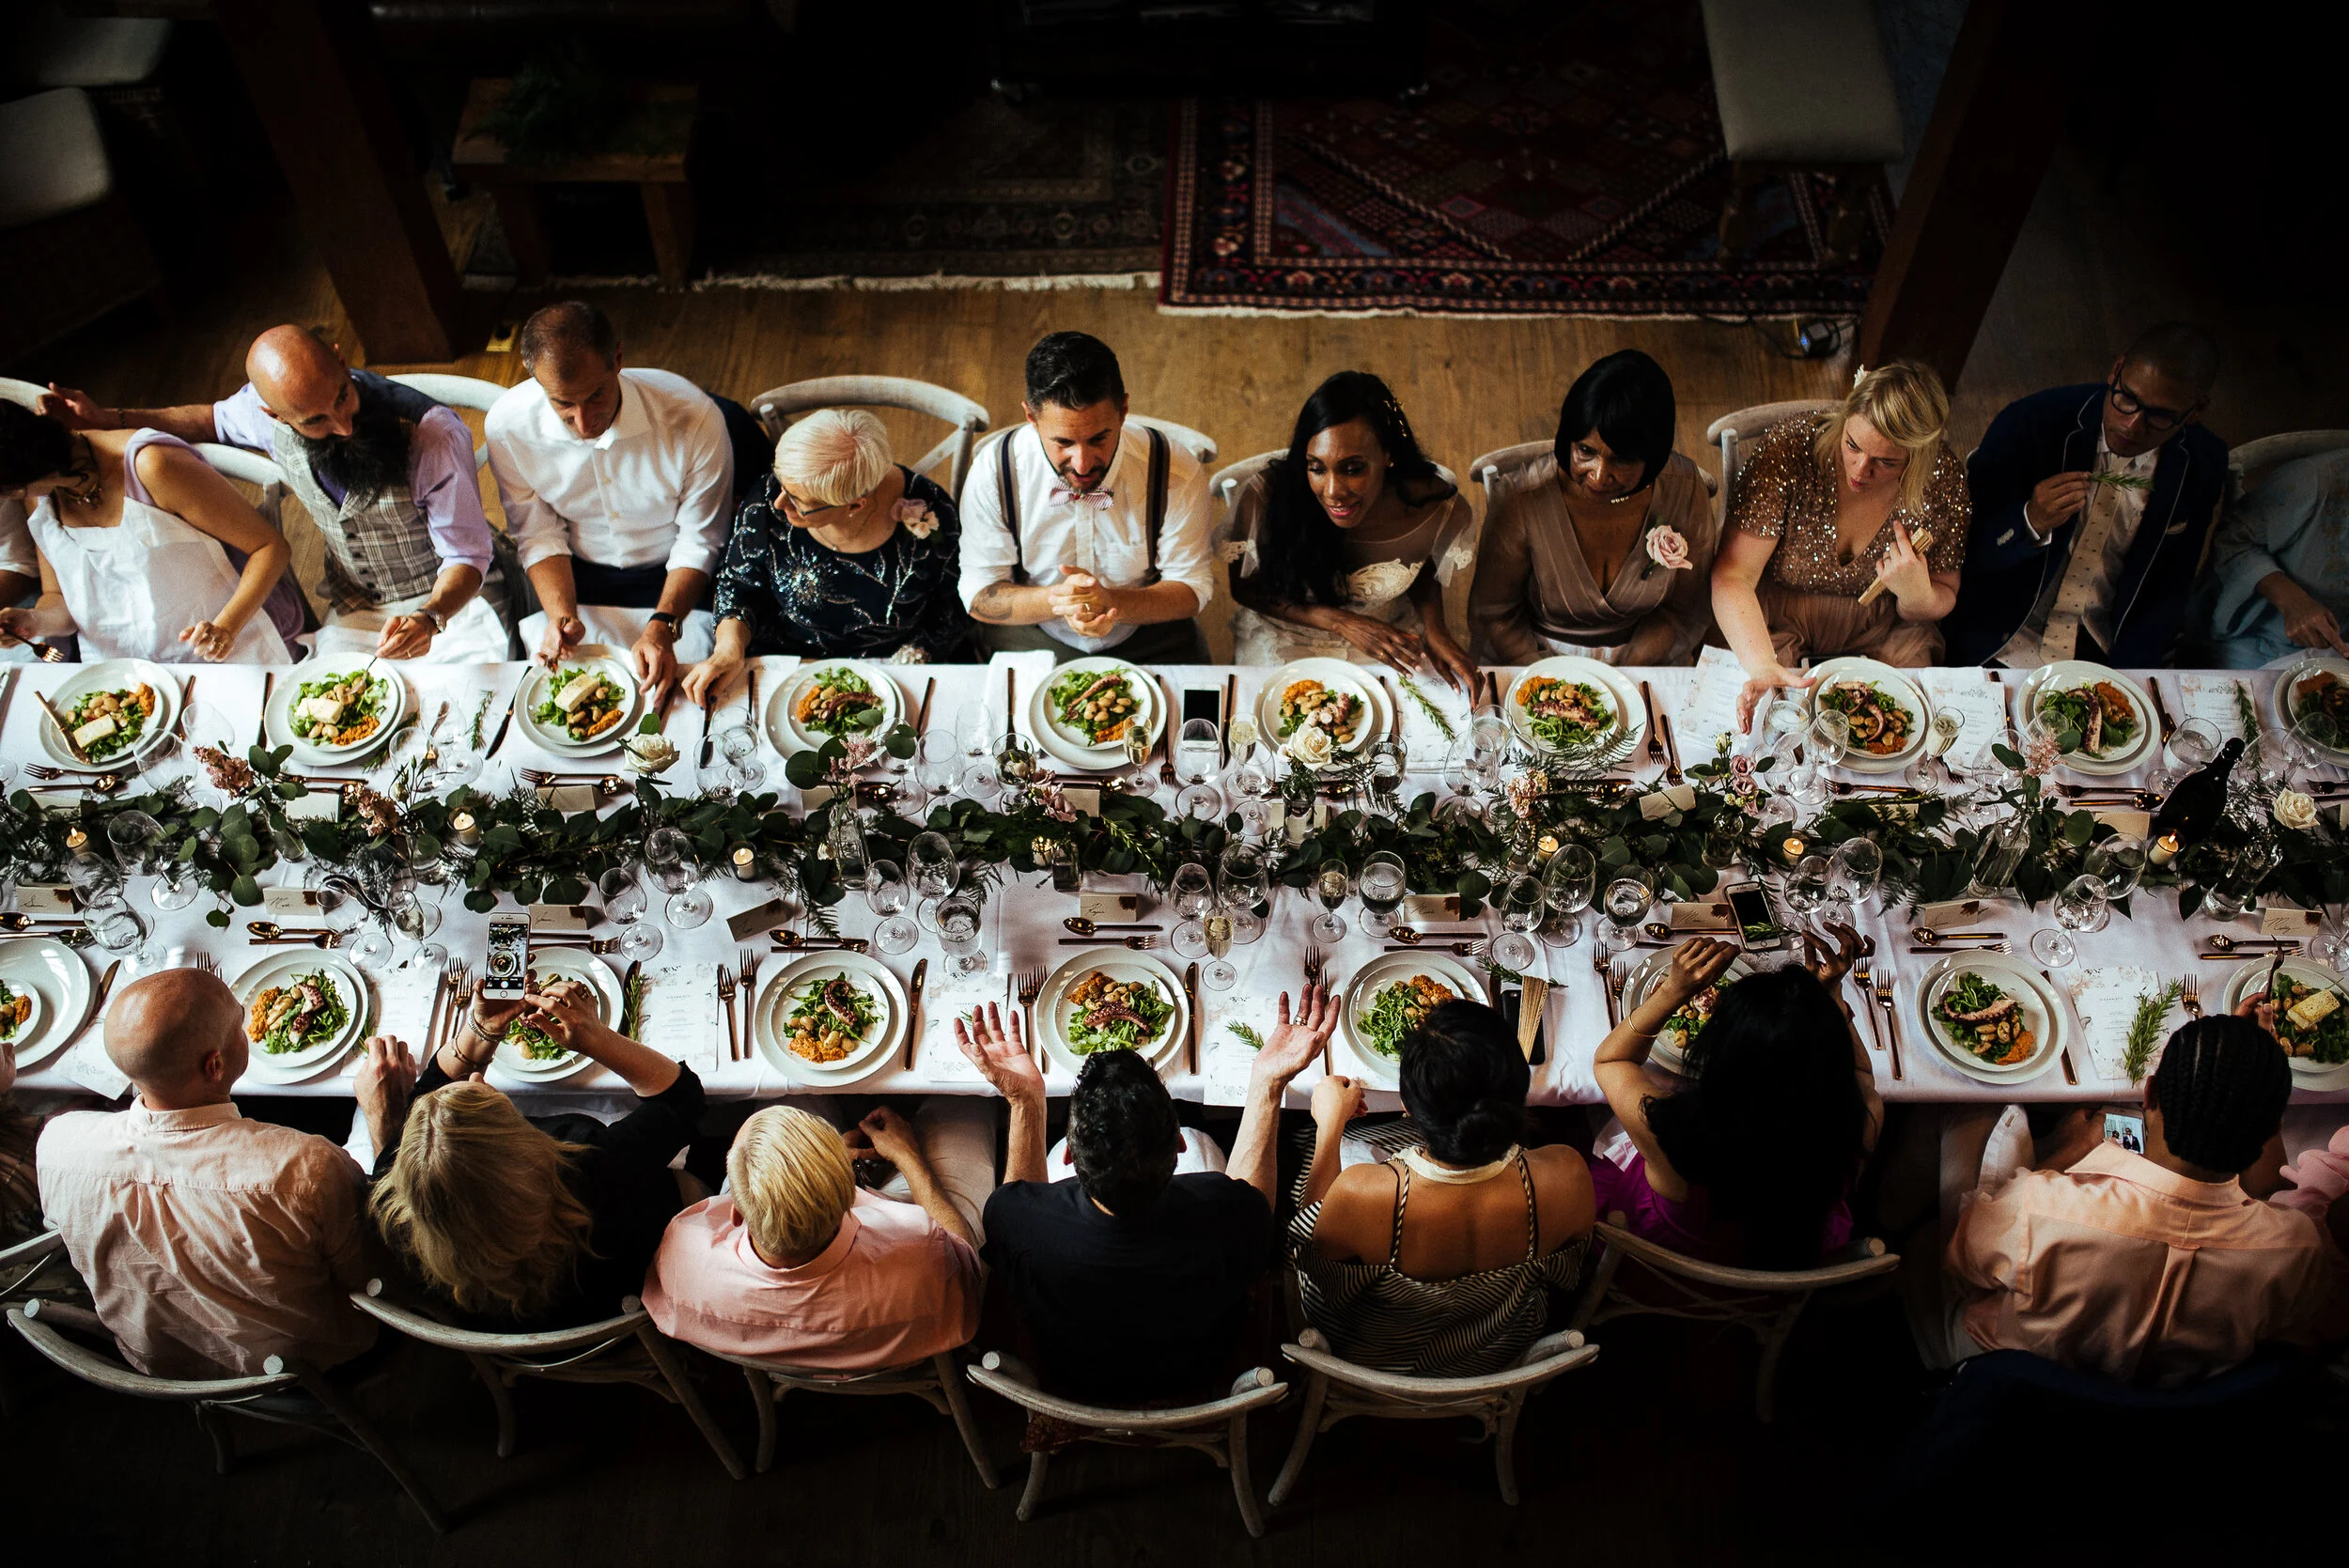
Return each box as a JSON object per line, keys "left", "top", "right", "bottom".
{"left": 1709, "top": 362, "right": 1969, "bottom": 728}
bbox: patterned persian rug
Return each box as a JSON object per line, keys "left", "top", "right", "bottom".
{"left": 1161, "top": 0, "right": 1889, "bottom": 317}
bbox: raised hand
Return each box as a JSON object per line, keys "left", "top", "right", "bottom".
{"left": 1663, "top": 937, "right": 1741, "bottom": 1002}
{"left": 1254, "top": 981, "right": 1338, "bottom": 1088}
{"left": 1311, "top": 1072, "right": 1365, "bottom": 1135}
{"left": 954, "top": 1001, "right": 1045, "bottom": 1105}
{"left": 2025, "top": 470, "right": 2092, "bottom": 535}
{"left": 1804, "top": 922, "right": 1865, "bottom": 986}
{"left": 37, "top": 383, "right": 115, "bottom": 432}
{"left": 1736, "top": 664, "right": 1820, "bottom": 734}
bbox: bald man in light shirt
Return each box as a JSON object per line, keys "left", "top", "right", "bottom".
{"left": 36, "top": 970, "right": 416, "bottom": 1379}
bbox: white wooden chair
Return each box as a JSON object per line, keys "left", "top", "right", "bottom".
{"left": 1704, "top": 399, "right": 1836, "bottom": 532}
{"left": 2227, "top": 430, "right": 2349, "bottom": 505}
{"left": 0, "top": 376, "right": 46, "bottom": 410}
{"left": 1567, "top": 1216, "right": 1898, "bottom": 1422}
{"left": 706, "top": 1347, "right": 998, "bottom": 1484}
{"left": 749, "top": 376, "right": 991, "bottom": 501}
{"left": 1268, "top": 1326, "right": 1598, "bottom": 1508}
{"left": 387, "top": 371, "right": 510, "bottom": 465}
{"left": 965, "top": 1351, "right": 1286, "bottom": 1537}
{"left": 5, "top": 1297, "right": 448, "bottom": 1531}
{"left": 1126, "top": 414, "right": 1218, "bottom": 468}
{"left": 0, "top": 1228, "right": 79, "bottom": 1418}
{"left": 348, "top": 1279, "right": 746, "bottom": 1480}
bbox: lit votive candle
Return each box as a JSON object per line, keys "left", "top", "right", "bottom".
{"left": 731, "top": 845, "right": 758, "bottom": 881}
{"left": 449, "top": 810, "right": 480, "bottom": 848}
{"left": 1780, "top": 834, "right": 1806, "bottom": 865}
{"left": 2148, "top": 831, "right": 2180, "bottom": 868}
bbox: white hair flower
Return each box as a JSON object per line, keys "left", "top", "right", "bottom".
{"left": 2275, "top": 789, "right": 2319, "bottom": 831}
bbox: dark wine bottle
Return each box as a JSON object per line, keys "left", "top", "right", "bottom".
{"left": 2148, "top": 737, "right": 2243, "bottom": 852}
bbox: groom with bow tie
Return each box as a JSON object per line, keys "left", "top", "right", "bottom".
{"left": 958, "top": 331, "right": 1213, "bottom": 662}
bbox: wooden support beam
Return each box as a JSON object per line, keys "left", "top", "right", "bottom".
{"left": 1858, "top": 0, "right": 2099, "bottom": 387}
{"left": 208, "top": 0, "right": 466, "bottom": 363}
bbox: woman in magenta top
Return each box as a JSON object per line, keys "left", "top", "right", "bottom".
{"left": 1590, "top": 929, "right": 1881, "bottom": 1269}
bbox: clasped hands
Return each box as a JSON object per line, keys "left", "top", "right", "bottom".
{"left": 1047, "top": 567, "right": 1120, "bottom": 640}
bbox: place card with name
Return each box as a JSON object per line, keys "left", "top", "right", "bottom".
{"left": 1078, "top": 892, "right": 1141, "bottom": 922}
{"left": 529, "top": 903, "right": 593, "bottom": 932}
{"left": 1917, "top": 896, "right": 1995, "bottom": 929}
{"left": 2261, "top": 905, "right": 2324, "bottom": 937}
{"left": 284, "top": 790, "right": 340, "bottom": 822}
{"left": 14, "top": 884, "right": 76, "bottom": 914}
{"left": 261, "top": 887, "right": 323, "bottom": 916}
{"left": 1061, "top": 785, "right": 1102, "bottom": 817}
{"left": 1401, "top": 893, "right": 1462, "bottom": 924}
{"left": 63, "top": 1039, "right": 132, "bottom": 1101}
{"left": 1668, "top": 900, "right": 1734, "bottom": 930}
{"left": 725, "top": 897, "right": 792, "bottom": 940}
{"left": 534, "top": 784, "right": 599, "bottom": 813}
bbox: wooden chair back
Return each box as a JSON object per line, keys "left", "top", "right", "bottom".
{"left": 749, "top": 375, "right": 990, "bottom": 500}
{"left": 708, "top": 1346, "right": 998, "bottom": 1484}
{"left": 1703, "top": 398, "right": 1836, "bottom": 530}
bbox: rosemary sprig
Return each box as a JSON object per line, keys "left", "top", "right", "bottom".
{"left": 2123, "top": 978, "right": 2184, "bottom": 1083}
{"left": 2233, "top": 680, "right": 2262, "bottom": 748}
{"left": 1397, "top": 673, "right": 1457, "bottom": 743}
{"left": 2087, "top": 470, "right": 2153, "bottom": 492}
{"left": 619, "top": 968, "right": 647, "bottom": 1040}
{"left": 468, "top": 689, "right": 493, "bottom": 751}
{"left": 1482, "top": 957, "right": 1525, "bottom": 986}
{"left": 1227, "top": 1021, "right": 1266, "bottom": 1051}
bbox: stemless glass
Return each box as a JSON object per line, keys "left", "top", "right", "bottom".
{"left": 2154, "top": 716, "right": 2220, "bottom": 795}
{"left": 1202, "top": 904, "right": 1238, "bottom": 991}
{"left": 1175, "top": 719, "right": 1222, "bottom": 821}
{"left": 1310, "top": 857, "right": 1352, "bottom": 944}
{"left": 1600, "top": 865, "right": 1657, "bottom": 952}
{"left": 936, "top": 891, "right": 987, "bottom": 977}
{"left": 599, "top": 864, "right": 662, "bottom": 960}
{"left": 2031, "top": 874, "right": 2108, "bottom": 967}
{"left": 827, "top": 811, "right": 873, "bottom": 892}
{"left": 1540, "top": 845, "right": 1596, "bottom": 947}
{"left": 908, "top": 831, "right": 957, "bottom": 932}
{"left": 1358, "top": 851, "right": 1408, "bottom": 937}
{"left": 1488, "top": 872, "right": 1546, "bottom": 974}
{"left": 867, "top": 860, "right": 917, "bottom": 955}
{"left": 644, "top": 826, "right": 712, "bottom": 928}
{"left": 1169, "top": 862, "right": 1215, "bottom": 958}
{"left": 1218, "top": 842, "right": 1268, "bottom": 944}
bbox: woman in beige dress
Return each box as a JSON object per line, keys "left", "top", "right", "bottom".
{"left": 1709, "top": 361, "right": 1970, "bottom": 729}
{"left": 1222, "top": 371, "right": 1478, "bottom": 692}
{"left": 1469, "top": 350, "right": 1719, "bottom": 666}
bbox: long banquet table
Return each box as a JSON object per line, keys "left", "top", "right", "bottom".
{"left": 6, "top": 654, "right": 2343, "bottom": 1110}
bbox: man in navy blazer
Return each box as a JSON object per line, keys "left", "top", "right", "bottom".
{"left": 1943, "top": 323, "right": 2227, "bottom": 668}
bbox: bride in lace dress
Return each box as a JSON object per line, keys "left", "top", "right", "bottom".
{"left": 1219, "top": 372, "right": 1478, "bottom": 691}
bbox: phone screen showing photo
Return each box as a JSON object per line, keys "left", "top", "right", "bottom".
{"left": 484, "top": 916, "right": 529, "bottom": 1001}
{"left": 2103, "top": 1110, "right": 2147, "bottom": 1154}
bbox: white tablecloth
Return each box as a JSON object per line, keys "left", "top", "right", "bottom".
{"left": 7, "top": 657, "right": 2341, "bottom": 1109}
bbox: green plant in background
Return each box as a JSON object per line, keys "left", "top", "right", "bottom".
{"left": 480, "top": 38, "right": 624, "bottom": 166}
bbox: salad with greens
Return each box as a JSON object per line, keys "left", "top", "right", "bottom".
{"left": 1066, "top": 969, "right": 1174, "bottom": 1055}
{"left": 2037, "top": 680, "right": 2139, "bottom": 758}
{"left": 793, "top": 667, "right": 885, "bottom": 738}
{"left": 1517, "top": 675, "right": 1612, "bottom": 752}
{"left": 2260, "top": 971, "right": 2349, "bottom": 1065}
{"left": 1818, "top": 680, "right": 1913, "bottom": 756}
{"left": 1932, "top": 971, "right": 2034, "bottom": 1066}
{"left": 61, "top": 684, "right": 156, "bottom": 762}
{"left": 1049, "top": 665, "right": 1143, "bottom": 745}
{"left": 244, "top": 971, "right": 350, "bottom": 1056}
{"left": 785, "top": 973, "right": 880, "bottom": 1063}
{"left": 289, "top": 670, "right": 390, "bottom": 748}
{"left": 535, "top": 665, "right": 629, "bottom": 742}
{"left": 1359, "top": 974, "right": 1455, "bottom": 1060}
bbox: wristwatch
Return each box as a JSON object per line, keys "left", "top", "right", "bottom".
{"left": 415, "top": 610, "right": 445, "bottom": 633}
{"left": 647, "top": 612, "right": 679, "bottom": 633}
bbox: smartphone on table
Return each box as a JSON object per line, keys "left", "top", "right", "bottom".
{"left": 484, "top": 915, "right": 530, "bottom": 1001}
{"left": 1720, "top": 879, "right": 1786, "bottom": 952}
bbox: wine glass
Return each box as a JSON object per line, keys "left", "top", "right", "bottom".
{"left": 644, "top": 825, "right": 712, "bottom": 928}
{"left": 82, "top": 893, "right": 154, "bottom": 965}
{"left": 599, "top": 864, "right": 662, "bottom": 960}
{"left": 1792, "top": 709, "right": 1850, "bottom": 807}
{"left": 908, "top": 831, "right": 957, "bottom": 932}
{"left": 707, "top": 722, "right": 766, "bottom": 795}
{"left": 2287, "top": 708, "right": 2343, "bottom": 784}
{"left": 1488, "top": 871, "right": 1546, "bottom": 974}
{"left": 105, "top": 811, "right": 163, "bottom": 877}
{"left": 866, "top": 859, "right": 917, "bottom": 955}
{"left": 2154, "top": 717, "right": 2220, "bottom": 795}
{"left": 1358, "top": 851, "right": 1408, "bottom": 937}
{"left": 1905, "top": 708, "right": 1966, "bottom": 793}
{"left": 1202, "top": 903, "right": 1238, "bottom": 992}
{"left": 1174, "top": 719, "right": 1222, "bottom": 822}
{"left": 2084, "top": 835, "right": 2146, "bottom": 908}
{"left": 151, "top": 857, "right": 203, "bottom": 911}
{"left": 1600, "top": 865, "right": 1656, "bottom": 952}
{"left": 1169, "top": 862, "right": 1215, "bottom": 958}
{"left": 1540, "top": 844, "right": 1595, "bottom": 947}
{"left": 936, "top": 891, "right": 987, "bottom": 977}
{"left": 915, "top": 729, "right": 961, "bottom": 803}
{"left": 350, "top": 911, "right": 397, "bottom": 971}
{"left": 1217, "top": 842, "right": 1268, "bottom": 944}
{"left": 1782, "top": 854, "right": 1831, "bottom": 930}
{"left": 993, "top": 729, "right": 1040, "bottom": 808}
{"left": 1828, "top": 837, "right": 1883, "bottom": 918}
{"left": 2031, "top": 874, "right": 2107, "bottom": 967}
{"left": 390, "top": 880, "right": 446, "bottom": 969}
{"left": 957, "top": 706, "right": 1001, "bottom": 800}
{"left": 1367, "top": 734, "right": 1408, "bottom": 809}
{"left": 1309, "top": 857, "right": 1352, "bottom": 944}
{"left": 1226, "top": 715, "right": 1274, "bottom": 836}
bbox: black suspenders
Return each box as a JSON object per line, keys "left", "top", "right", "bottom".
{"left": 996, "top": 425, "right": 1168, "bottom": 586}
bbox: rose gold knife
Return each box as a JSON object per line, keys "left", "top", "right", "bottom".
{"left": 903, "top": 957, "right": 927, "bottom": 1072}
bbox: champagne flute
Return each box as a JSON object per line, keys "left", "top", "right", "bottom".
{"left": 1169, "top": 862, "right": 1215, "bottom": 958}
{"left": 1121, "top": 722, "right": 1159, "bottom": 798}
{"left": 391, "top": 881, "right": 446, "bottom": 969}
{"left": 1310, "top": 857, "right": 1351, "bottom": 944}
{"left": 1226, "top": 714, "right": 1273, "bottom": 835}
{"left": 1905, "top": 708, "right": 1966, "bottom": 792}
{"left": 1358, "top": 850, "right": 1408, "bottom": 937}
{"left": 1540, "top": 844, "right": 1595, "bottom": 947}
{"left": 1203, "top": 904, "right": 1238, "bottom": 991}
{"left": 957, "top": 706, "right": 1001, "bottom": 800}
{"left": 915, "top": 729, "right": 961, "bottom": 802}
{"left": 993, "top": 729, "right": 1039, "bottom": 808}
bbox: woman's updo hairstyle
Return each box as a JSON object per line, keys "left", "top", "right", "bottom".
{"left": 1398, "top": 1000, "right": 1530, "bottom": 1167}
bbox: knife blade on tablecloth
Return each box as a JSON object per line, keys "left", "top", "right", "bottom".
{"left": 904, "top": 957, "right": 927, "bottom": 1073}
{"left": 914, "top": 675, "right": 935, "bottom": 737}
{"left": 2146, "top": 676, "right": 2178, "bottom": 745}
{"left": 1184, "top": 961, "right": 1200, "bottom": 1076}
{"left": 256, "top": 672, "right": 273, "bottom": 748}
{"left": 483, "top": 692, "right": 518, "bottom": 758}
{"left": 75, "top": 958, "right": 123, "bottom": 1044}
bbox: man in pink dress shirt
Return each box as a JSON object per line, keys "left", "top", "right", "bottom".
{"left": 643, "top": 1104, "right": 980, "bottom": 1371}
{"left": 1944, "top": 1015, "right": 2337, "bottom": 1388}
{"left": 35, "top": 970, "right": 389, "bottom": 1379}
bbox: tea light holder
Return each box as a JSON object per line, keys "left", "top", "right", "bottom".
{"left": 1779, "top": 834, "right": 1806, "bottom": 866}
{"left": 730, "top": 843, "right": 759, "bottom": 881}
{"left": 449, "top": 810, "right": 481, "bottom": 848}
{"left": 2148, "top": 832, "right": 2180, "bottom": 869}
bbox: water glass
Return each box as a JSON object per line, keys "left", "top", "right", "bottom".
{"left": 1488, "top": 872, "right": 1546, "bottom": 974}
{"left": 1358, "top": 851, "right": 1408, "bottom": 937}
{"left": 915, "top": 730, "right": 961, "bottom": 800}
{"left": 937, "top": 892, "right": 987, "bottom": 978}
{"left": 599, "top": 864, "right": 662, "bottom": 960}
{"left": 1310, "top": 857, "right": 1352, "bottom": 944}
{"left": 83, "top": 893, "right": 152, "bottom": 962}
{"left": 2084, "top": 835, "right": 2146, "bottom": 904}
{"left": 1169, "top": 862, "right": 1216, "bottom": 958}
{"left": 644, "top": 826, "right": 712, "bottom": 928}
{"left": 1218, "top": 842, "right": 1268, "bottom": 944}
{"left": 867, "top": 859, "right": 917, "bottom": 954}
{"left": 2030, "top": 874, "right": 2108, "bottom": 967}
{"left": 1541, "top": 844, "right": 1595, "bottom": 947}
{"left": 2155, "top": 716, "right": 2220, "bottom": 795}
{"left": 1600, "top": 866, "right": 1657, "bottom": 952}
{"left": 708, "top": 722, "right": 767, "bottom": 795}
{"left": 2287, "top": 709, "right": 2343, "bottom": 783}
{"left": 908, "top": 831, "right": 958, "bottom": 931}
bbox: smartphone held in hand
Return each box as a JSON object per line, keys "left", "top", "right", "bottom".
{"left": 484, "top": 915, "right": 530, "bottom": 1001}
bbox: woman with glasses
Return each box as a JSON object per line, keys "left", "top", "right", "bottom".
{"left": 682, "top": 410, "right": 972, "bottom": 707}
{"left": 1943, "top": 322, "right": 2227, "bottom": 668}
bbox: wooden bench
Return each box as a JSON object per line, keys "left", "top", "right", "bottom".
{"left": 451, "top": 77, "right": 698, "bottom": 288}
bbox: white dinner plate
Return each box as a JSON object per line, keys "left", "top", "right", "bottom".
{"left": 768, "top": 660, "right": 904, "bottom": 756}
{"left": 514, "top": 650, "right": 641, "bottom": 757}
{"left": 753, "top": 951, "right": 909, "bottom": 1085}
{"left": 1915, "top": 954, "right": 2063, "bottom": 1085}
{"left": 2222, "top": 955, "right": 2349, "bottom": 1090}
{"left": 2272, "top": 655, "right": 2349, "bottom": 763}
{"left": 230, "top": 952, "right": 371, "bottom": 1082}
{"left": 1505, "top": 656, "right": 1644, "bottom": 761}
{"left": 0, "top": 938, "right": 86, "bottom": 1072}
{"left": 1808, "top": 657, "right": 1931, "bottom": 775}
{"left": 493, "top": 948, "right": 625, "bottom": 1081}
{"left": 1339, "top": 951, "right": 1486, "bottom": 1090}
{"left": 1027, "top": 657, "right": 1160, "bottom": 771}
{"left": 1034, "top": 949, "right": 1190, "bottom": 1078}
{"left": 266, "top": 664, "right": 412, "bottom": 765}
{"left": 1623, "top": 945, "right": 1754, "bottom": 1075}
{"left": 1256, "top": 659, "right": 1379, "bottom": 759}
{"left": 36, "top": 660, "right": 182, "bottom": 771}
{"left": 2020, "top": 661, "right": 2157, "bottom": 777}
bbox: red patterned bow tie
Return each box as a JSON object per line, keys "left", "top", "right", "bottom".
{"left": 1047, "top": 484, "right": 1114, "bottom": 509}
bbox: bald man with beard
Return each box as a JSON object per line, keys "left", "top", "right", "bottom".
{"left": 39, "top": 326, "right": 507, "bottom": 661}
{"left": 35, "top": 970, "right": 415, "bottom": 1378}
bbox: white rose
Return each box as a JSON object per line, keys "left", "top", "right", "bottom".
{"left": 2274, "top": 789, "right": 2319, "bottom": 831}
{"left": 1287, "top": 725, "right": 1334, "bottom": 767}
{"left": 622, "top": 734, "right": 679, "bottom": 775}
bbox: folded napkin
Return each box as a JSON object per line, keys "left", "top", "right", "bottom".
{"left": 993, "top": 649, "right": 1062, "bottom": 755}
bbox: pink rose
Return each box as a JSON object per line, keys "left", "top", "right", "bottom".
{"left": 1646, "top": 525, "right": 1692, "bottom": 571}
{"left": 893, "top": 499, "right": 938, "bottom": 539}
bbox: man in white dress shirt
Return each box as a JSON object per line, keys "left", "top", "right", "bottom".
{"left": 957, "top": 332, "right": 1213, "bottom": 662}
{"left": 487, "top": 302, "right": 733, "bottom": 700}
{"left": 0, "top": 502, "right": 34, "bottom": 662}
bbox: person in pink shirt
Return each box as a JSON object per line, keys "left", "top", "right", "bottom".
{"left": 642, "top": 1104, "right": 980, "bottom": 1371}
{"left": 1941, "top": 1015, "right": 2335, "bottom": 1388}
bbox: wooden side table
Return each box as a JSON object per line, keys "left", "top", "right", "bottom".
{"left": 451, "top": 79, "right": 698, "bottom": 288}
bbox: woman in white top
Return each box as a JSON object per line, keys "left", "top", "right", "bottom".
{"left": 1221, "top": 372, "right": 1478, "bottom": 691}
{"left": 0, "top": 401, "right": 298, "bottom": 663}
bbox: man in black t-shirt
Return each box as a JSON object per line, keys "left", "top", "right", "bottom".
{"left": 955, "top": 986, "right": 1337, "bottom": 1405}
